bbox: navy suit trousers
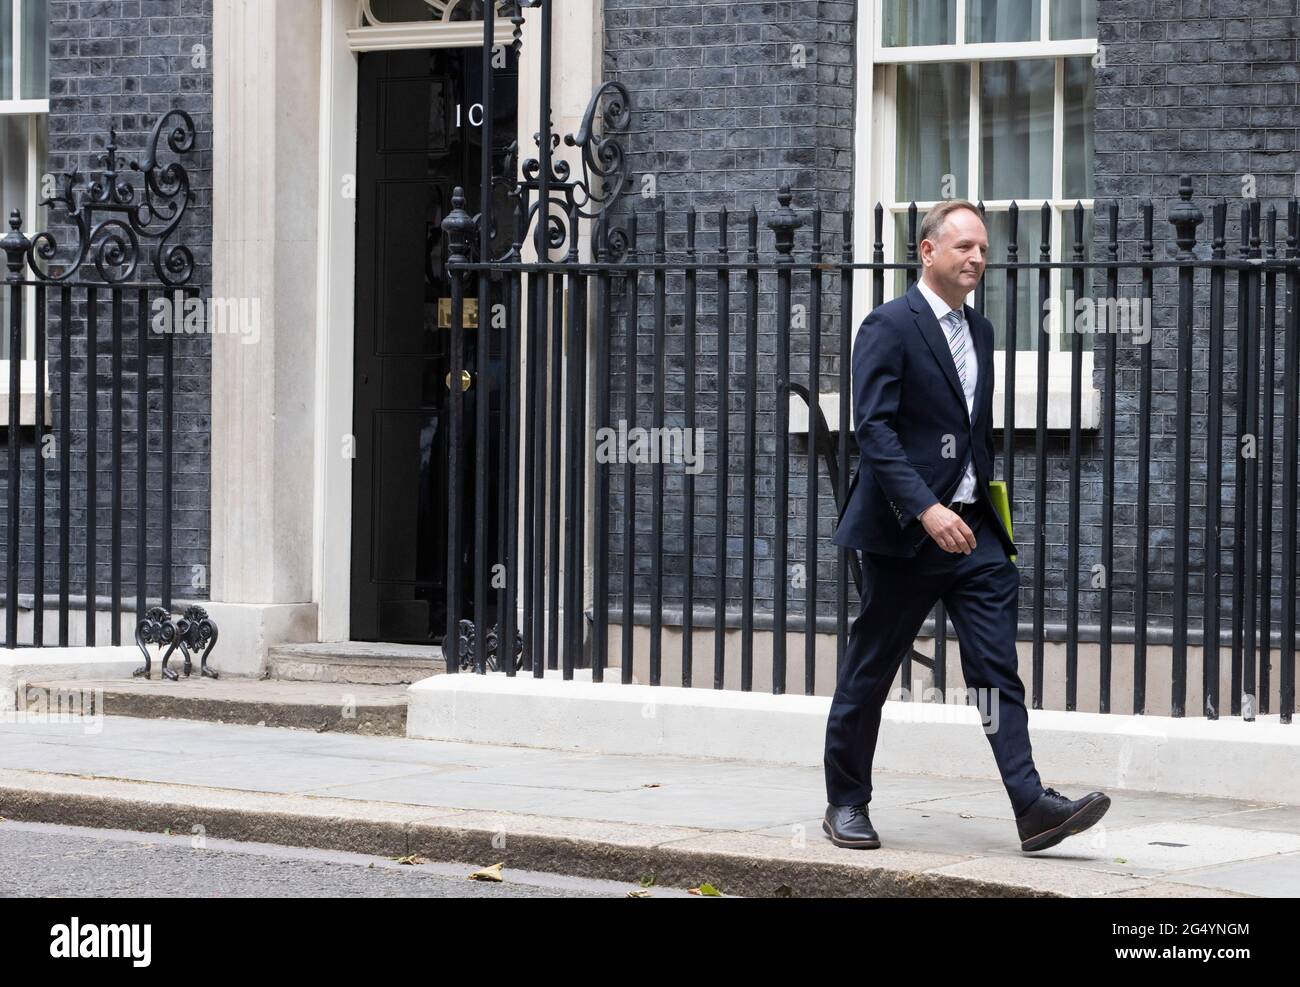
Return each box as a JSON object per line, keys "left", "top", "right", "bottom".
{"left": 823, "top": 497, "right": 1045, "bottom": 816}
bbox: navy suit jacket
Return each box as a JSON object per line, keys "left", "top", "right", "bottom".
{"left": 832, "top": 282, "right": 1018, "bottom": 559}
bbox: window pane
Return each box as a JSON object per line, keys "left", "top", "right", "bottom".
{"left": 1050, "top": 0, "right": 1098, "bottom": 39}
{"left": 0, "top": 113, "right": 23, "bottom": 228}
{"left": 882, "top": 0, "right": 956, "bottom": 47}
{"left": 367, "top": 0, "right": 439, "bottom": 22}
{"left": 967, "top": 0, "right": 1041, "bottom": 43}
{"left": 980, "top": 59, "right": 1053, "bottom": 201}
{"left": 982, "top": 208, "right": 1046, "bottom": 352}
{"left": 896, "top": 63, "right": 969, "bottom": 202}
{"left": 21, "top": 0, "right": 46, "bottom": 99}
{"left": 0, "top": 0, "right": 11, "bottom": 101}
{"left": 1064, "top": 57, "right": 1095, "bottom": 199}
{"left": 366, "top": 0, "right": 493, "bottom": 22}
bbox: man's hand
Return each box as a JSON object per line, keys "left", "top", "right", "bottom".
{"left": 919, "top": 503, "right": 977, "bottom": 554}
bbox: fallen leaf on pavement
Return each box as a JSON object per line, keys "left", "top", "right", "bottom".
{"left": 688, "top": 883, "right": 722, "bottom": 897}
{"left": 469, "top": 862, "right": 505, "bottom": 882}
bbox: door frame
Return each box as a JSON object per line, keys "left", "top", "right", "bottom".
{"left": 312, "top": 0, "right": 602, "bottom": 641}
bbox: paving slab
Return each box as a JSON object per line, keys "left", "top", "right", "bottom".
{"left": 0, "top": 715, "right": 1292, "bottom": 897}
{"left": 1159, "top": 851, "right": 1300, "bottom": 897}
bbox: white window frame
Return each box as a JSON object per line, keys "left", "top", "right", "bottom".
{"left": 849, "top": 0, "right": 1101, "bottom": 431}
{"left": 0, "top": 0, "right": 50, "bottom": 427}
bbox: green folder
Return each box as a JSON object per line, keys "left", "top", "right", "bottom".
{"left": 987, "top": 480, "right": 1016, "bottom": 562}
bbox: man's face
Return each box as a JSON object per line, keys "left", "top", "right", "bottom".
{"left": 922, "top": 208, "right": 988, "bottom": 297}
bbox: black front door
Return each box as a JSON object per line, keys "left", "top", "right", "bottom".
{"left": 350, "top": 47, "right": 517, "bottom": 644}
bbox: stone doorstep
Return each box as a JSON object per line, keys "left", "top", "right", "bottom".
{"left": 0, "top": 770, "right": 1239, "bottom": 899}
{"left": 264, "top": 642, "right": 619, "bottom": 686}
{"left": 20, "top": 678, "right": 409, "bottom": 737}
{"left": 267, "top": 642, "right": 446, "bottom": 685}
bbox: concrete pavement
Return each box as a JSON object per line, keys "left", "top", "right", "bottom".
{"left": 0, "top": 714, "right": 1295, "bottom": 897}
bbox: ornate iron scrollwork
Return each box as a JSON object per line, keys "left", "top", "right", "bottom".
{"left": 499, "top": 83, "right": 633, "bottom": 261}
{"left": 438, "top": 4, "right": 635, "bottom": 264}
{"left": 563, "top": 81, "right": 632, "bottom": 220}
{"left": 170, "top": 605, "right": 220, "bottom": 680}
{"left": 458, "top": 618, "right": 525, "bottom": 672}
{"left": 452, "top": 79, "right": 634, "bottom": 267}
{"left": 25, "top": 110, "right": 196, "bottom": 286}
{"left": 134, "top": 606, "right": 178, "bottom": 681}
{"left": 132, "top": 604, "right": 219, "bottom": 681}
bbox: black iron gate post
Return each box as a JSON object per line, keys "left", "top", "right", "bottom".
{"left": 2, "top": 213, "right": 30, "bottom": 648}
{"left": 769, "top": 186, "right": 801, "bottom": 694}
{"left": 1169, "top": 178, "right": 1204, "bottom": 718}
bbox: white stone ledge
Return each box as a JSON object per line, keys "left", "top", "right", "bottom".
{"left": 0, "top": 647, "right": 141, "bottom": 711}
{"left": 407, "top": 674, "right": 1300, "bottom": 805}
{"left": 789, "top": 352, "right": 1101, "bottom": 434}
{"left": 0, "top": 359, "right": 51, "bottom": 427}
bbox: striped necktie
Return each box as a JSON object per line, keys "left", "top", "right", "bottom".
{"left": 942, "top": 309, "right": 968, "bottom": 391}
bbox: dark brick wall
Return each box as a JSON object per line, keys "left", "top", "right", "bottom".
{"left": 603, "top": 0, "right": 855, "bottom": 215}
{"left": 0, "top": 0, "right": 213, "bottom": 619}
{"left": 601, "top": 0, "right": 856, "bottom": 625}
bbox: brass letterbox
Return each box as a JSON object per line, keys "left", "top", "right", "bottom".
{"left": 438, "top": 297, "right": 479, "bottom": 329}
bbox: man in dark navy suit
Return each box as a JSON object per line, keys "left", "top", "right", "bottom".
{"left": 822, "top": 200, "right": 1110, "bottom": 853}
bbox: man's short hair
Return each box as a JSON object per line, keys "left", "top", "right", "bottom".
{"left": 918, "top": 200, "right": 984, "bottom": 246}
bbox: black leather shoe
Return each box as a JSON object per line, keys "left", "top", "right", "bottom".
{"left": 1016, "top": 787, "right": 1110, "bottom": 852}
{"left": 823, "top": 803, "right": 881, "bottom": 849}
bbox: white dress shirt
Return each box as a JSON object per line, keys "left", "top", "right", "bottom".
{"left": 915, "top": 277, "right": 977, "bottom": 509}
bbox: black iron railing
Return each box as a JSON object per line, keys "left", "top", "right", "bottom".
{"left": 0, "top": 112, "right": 199, "bottom": 673}
{"left": 444, "top": 125, "right": 1299, "bottom": 725}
